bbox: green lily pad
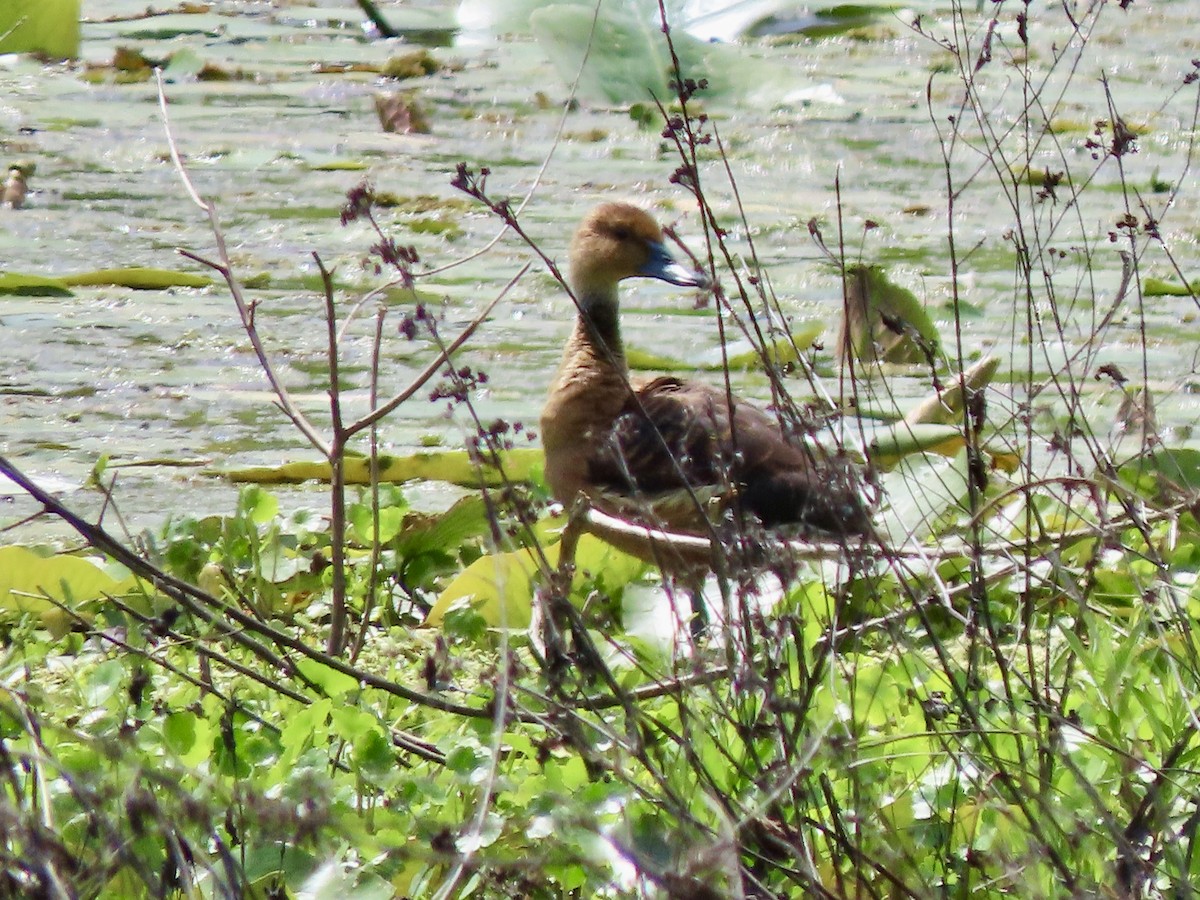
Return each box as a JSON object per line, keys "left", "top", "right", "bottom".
{"left": 627, "top": 324, "right": 824, "bottom": 373}
{"left": 60, "top": 267, "right": 213, "bottom": 289}
{"left": 625, "top": 346, "right": 700, "bottom": 372}
{"left": 875, "top": 450, "right": 972, "bottom": 545}
{"left": 1143, "top": 277, "right": 1198, "bottom": 297}
{"left": 0, "top": 272, "right": 73, "bottom": 297}
{"left": 306, "top": 159, "right": 371, "bottom": 172}
{"left": 725, "top": 323, "right": 824, "bottom": 371}
{"left": 869, "top": 422, "right": 965, "bottom": 469}
{"left": 529, "top": 3, "right": 739, "bottom": 103}
{"left": 222, "top": 448, "right": 543, "bottom": 489}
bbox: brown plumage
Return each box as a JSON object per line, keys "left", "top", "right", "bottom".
{"left": 2, "top": 166, "right": 28, "bottom": 210}
{"left": 540, "top": 202, "right": 870, "bottom": 539}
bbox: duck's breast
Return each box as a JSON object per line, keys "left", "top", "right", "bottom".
{"left": 540, "top": 333, "right": 630, "bottom": 503}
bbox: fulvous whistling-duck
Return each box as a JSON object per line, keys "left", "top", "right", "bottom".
{"left": 540, "top": 202, "right": 871, "bottom": 542}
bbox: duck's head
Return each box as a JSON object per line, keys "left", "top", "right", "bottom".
{"left": 568, "top": 202, "right": 707, "bottom": 306}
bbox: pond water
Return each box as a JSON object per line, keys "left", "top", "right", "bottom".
{"left": 1, "top": 0, "right": 1197, "bottom": 540}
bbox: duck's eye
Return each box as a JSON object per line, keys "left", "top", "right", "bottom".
{"left": 609, "top": 225, "right": 632, "bottom": 242}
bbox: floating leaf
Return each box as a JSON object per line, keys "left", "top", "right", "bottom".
{"left": 869, "top": 422, "right": 965, "bottom": 469}
{"left": 160, "top": 46, "right": 205, "bottom": 80}
{"left": 222, "top": 449, "right": 543, "bottom": 488}
{"left": 627, "top": 324, "right": 824, "bottom": 373}
{"left": 725, "top": 324, "right": 824, "bottom": 371}
{"left": 306, "top": 159, "right": 371, "bottom": 172}
{"left": 625, "top": 346, "right": 701, "bottom": 372}
{"left": 875, "top": 451, "right": 972, "bottom": 544}
{"left": 903, "top": 356, "right": 999, "bottom": 426}
{"left": 1143, "top": 277, "right": 1198, "bottom": 297}
{"left": 60, "top": 267, "right": 212, "bottom": 289}
{"left": 426, "top": 544, "right": 546, "bottom": 628}
{"left": 529, "top": 3, "right": 739, "bottom": 103}
{"left": 0, "top": 272, "right": 73, "bottom": 297}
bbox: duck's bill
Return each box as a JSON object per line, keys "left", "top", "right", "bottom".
{"left": 641, "top": 241, "right": 711, "bottom": 289}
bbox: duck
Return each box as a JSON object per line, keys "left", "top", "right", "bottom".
{"left": 540, "top": 202, "right": 871, "bottom": 547}
{"left": 2, "top": 161, "right": 34, "bottom": 210}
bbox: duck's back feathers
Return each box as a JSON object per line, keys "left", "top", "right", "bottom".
{"left": 589, "top": 376, "right": 870, "bottom": 535}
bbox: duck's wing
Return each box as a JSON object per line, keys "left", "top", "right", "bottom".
{"left": 590, "top": 376, "right": 870, "bottom": 535}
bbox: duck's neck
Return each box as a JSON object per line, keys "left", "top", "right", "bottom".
{"left": 569, "top": 287, "right": 625, "bottom": 375}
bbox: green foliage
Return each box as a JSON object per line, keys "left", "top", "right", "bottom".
{"left": 0, "top": 0, "right": 80, "bottom": 58}
{"left": 11, "top": 437, "right": 1195, "bottom": 895}
{"left": 0, "top": 545, "right": 138, "bottom": 631}
{"left": 841, "top": 263, "right": 942, "bottom": 365}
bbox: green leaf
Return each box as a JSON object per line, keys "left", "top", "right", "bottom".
{"left": 0, "top": 545, "right": 137, "bottom": 629}
{"left": 59, "top": 267, "right": 212, "bottom": 289}
{"left": 1143, "top": 277, "right": 1198, "bottom": 296}
{"left": 305, "top": 159, "right": 370, "bottom": 172}
{"left": 163, "top": 711, "right": 197, "bottom": 756}
{"left": 237, "top": 486, "right": 279, "bottom": 525}
{"left": 529, "top": 4, "right": 740, "bottom": 103}
{"left": 0, "top": 0, "right": 80, "bottom": 58}
{"left": 394, "top": 496, "right": 490, "bottom": 559}
{"left": 295, "top": 659, "right": 360, "bottom": 698}
{"left": 352, "top": 727, "right": 395, "bottom": 776}
{"left": 330, "top": 705, "right": 377, "bottom": 739}
{"left": 426, "top": 530, "right": 647, "bottom": 628}
{"left": 842, "top": 264, "right": 940, "bottom": 364}
{"left": 875, "top": 450, "right": 972, "bottom": 544}
{"left": 222, "top": 448, "right": 542, "bottom": 488}
{"left": 1119, "top": 448, "right": 1200, "bottom": 500}
{"left": 275, "top": 699, "right": 333, "bottom": 775}
{"left": 627, "top": 324, "right": 824, "bottom": 373}
{"left": 0, "top": 272, "right": 73, "bottom": 297}
{"left": 348, "top": 502, "right": 407, "bottom": 544}
{"left": 625, "top": 346, "right": 701, "bottom": 372}
{"left": 426, "top": 544, "right": 546, "bottom": 628}
{"left": 445, "top": 743, "right": 484, "bottom": 774}
{"left": 869, "top": 422, "right": 965, "bottom": 469}
{"left": 724, "top": 324, "right": 824, "bottom": 371}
